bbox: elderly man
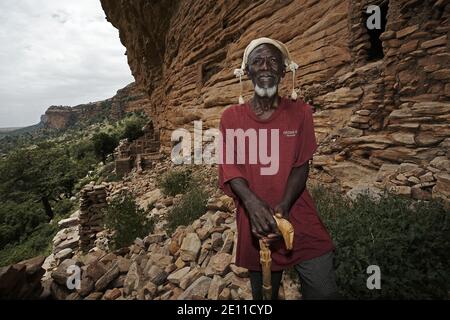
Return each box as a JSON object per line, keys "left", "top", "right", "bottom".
{"left": 218, "top": 37, "right": 339, "bottom": 300}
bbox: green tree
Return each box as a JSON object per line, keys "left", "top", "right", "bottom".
{"left": 104, "top": 191, "right": 154, "bottom": 249}
{"left": 122, "top": 121, "right": 143, "bottom": 142}
{"left": 92, "top": 132, "right": 118, "bottom": 163}
{"left": 0, "top": 146, "right": 79, "bottom": 220}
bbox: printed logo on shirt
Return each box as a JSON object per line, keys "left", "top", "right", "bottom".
{"left": 283, "top": 130, "right": 298, "bottom": 137}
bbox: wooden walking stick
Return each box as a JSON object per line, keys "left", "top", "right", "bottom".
{"left": 259, "top": 239, "right": 272, "bottom": 300}
{"left": 259, "top": 213, "right": 294, "bottom": 300}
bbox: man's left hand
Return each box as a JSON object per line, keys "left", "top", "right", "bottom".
{"left": 274, "top": 203, "right": 290, "bottom": 219}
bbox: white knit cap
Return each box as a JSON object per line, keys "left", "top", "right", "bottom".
{"left": 234, "top": 37, "right": 299, "bottom": 104}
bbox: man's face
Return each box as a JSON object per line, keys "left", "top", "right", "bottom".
{"left": 246, "top": 44, "right": 285, "bottom": 94}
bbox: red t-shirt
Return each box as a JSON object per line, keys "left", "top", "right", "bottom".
{"left": 218, "top": 97, "right": 335, "bottom": 271}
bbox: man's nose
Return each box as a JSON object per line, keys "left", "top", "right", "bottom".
{"left": 261, "top": 58, "right": 270, "bottom": 70}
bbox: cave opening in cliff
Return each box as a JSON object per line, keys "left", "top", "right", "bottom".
{"left": 364, "top": 1, "right": 388, "bottom": 61}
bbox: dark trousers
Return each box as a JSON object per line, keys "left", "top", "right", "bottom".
{"left": 249, "top": 251, "right": 339, "bottom": 300}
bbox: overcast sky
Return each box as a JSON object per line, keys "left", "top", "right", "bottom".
{"left": 0, "top": 0, "right": 134, "bottom": 128}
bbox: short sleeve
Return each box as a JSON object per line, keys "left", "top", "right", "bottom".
{"left": 218, "top": 112, "right": 247, "bottom": 199}
{"left": 292, "top": 104, "right": 318, "bottom": 167}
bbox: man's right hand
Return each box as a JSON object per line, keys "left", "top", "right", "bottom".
{"left": 228, "top": 177, "right": 281, "bottom": 244}
{"left": 244, "top": 197, "right": 281, "bottom": 242}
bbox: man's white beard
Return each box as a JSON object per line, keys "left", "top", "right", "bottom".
{"left": 255, "top": 85, "right": 277, "bottom": 98}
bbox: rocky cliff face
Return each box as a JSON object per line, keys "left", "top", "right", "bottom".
{"left": 42, "top": 83, "right": 148, "bottom": 130}
{"left": 100, "top": 0, "right": 449, "bottom": 202}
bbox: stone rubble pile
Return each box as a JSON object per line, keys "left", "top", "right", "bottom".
{"left": 45, "top": 192, "right": 301, "bottom": 300}
{"left": 374, "top": 156, "right": 450, "bottom": 207}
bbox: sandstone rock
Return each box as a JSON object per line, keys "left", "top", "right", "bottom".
{"left": 41, "top": 254, "right": 57, "bottom": 281}
{"left": 179, "top": 267, "right": 202, "bottom": 290}
{"left": 104, "top": 288, "right": 122, "bottom": 300}
{"left": 196, "top": 227, "right": 211, "bottom": 241}
{"left": 139, "top": 282, "right": 157, "bottom": 300}
{"left": 316, "top": 87, "right": 363, "bottom": 108}
{"left": 327, "top": 162, "right": 377, "bottom": 189}
{"left": 66, "top": 292, "right": 82, "bottom": 300}
{"left": 197, "top": 247, "right": 210, "bottom": 265}
{"left": 144, "top": 234, "right": 167, "bottom": 247}
{"left": 207, "top": 275, "right": 226, "bottom": 300}
{"left": 229, "top": 264, "right": 249, "bottom": 278}
{"left": 218, "top": 287, "right": 231, "bottom": 300}
{"left": 207, "top": 196, "right": 234, "bottom": 213}
{"left": 396, "top": 25, "right": 419, "bottom": 38}
{"left": 168, "top": 241, "right": 180, "bottom": 256}
{"left": 399, "top": 40, "right": 418, "bottom": 54}
{"left": 117, "top": 256, "right": 131, "bottom": 274}
{"left": 84, "top": 292, "right": 103, "bottom": 300}
{"left": 133, "top": 238, "right": 145, "bottom": 250}
{"left": 0, "top": 256, "right": 46, "bottom": 300}
{"left": 337, "top": 127, "right": 364, "bottom": 138}
{"left": 147, "top": 253, "right": 174, "bottom": 269}
{"left": 209, "top": 253, "right": 232, "bottom": 276}
{"left": 391, "top": 132, "right": 415, "bottom": 145}
{"left": 429, "top": 156, "right": 450, "bottom": 171}
{"left": 407, "top": 176, "right": 421, "bottom": 184}
{"left": 220, "top": 232, "right": 234, "bottom": 254}
{"left": 178, "top": 276, "right": 212, "bottom": 300}
{"left": 167, "top": 266, "right": 190, "bottom": 285}
{"left": 212, "top": 212, "right": 227, "bottom": 227}
{"left": 162, "top": 197, "right": 174, "bottom": 207}
{"left": 170, "top": 287, "right": 184, "bottom": 300}
{"left": 346, "top": 184, "right": 384, "bottom": 202}
{"left": 175, "top": 257, "right": 187, "bottom": 269}
{"left": 111, "top": 274, "right": 126, "bottom": 288}
{"left": 432, "top": 172, "right": 450, "bottom": 201}
{"left": 51, "top": 259, "right": 80, "bottom": 286}
{"left": 419, "top": 172, "right": 435, "bottom": 183}
{"left": 380, "top": 31, "right": 396, "bottom": 41}
{"left": 230, "top": 289, "right": 239, "bottom": 300}
{"left": 58, "top": 216, "right": 80, "bottom": 229}
{"left": 415, "top": 132, "right": 444, "bottom": 146}
{"left": 421, "top": 35, "right": 447, "bottom": 49}
{"left": 54, "top": 235, "right": 80, "bottom": 254}
{"left": 180, "top": 233, "right": 201, "bottom": 262}
{"left": 146, "top": 265, "right": 167, "bottom": 286}
{"left": 350, "top": 114, "right": 370, "bottom": 124}
{"left": 50, "top": 281, "right": 71, "bottom": 300}
{"left": 55, "top": 248, "right": 73, "bottom": 261}
{"left": 86, "top": 261, "right": 107, "bottom": 283}
{"left": 77, "top": 275, "right": 94, "bottom": 297}
{"left": 99, "top": 252, "right": 118, "bottom": 267}
{"left": 95, "top": 261, "right": 119, "bottom": 291}
{"left": 138, "top": 188, "right": 162, "bottom": 209}
{"left": 398, "top": 163, "right": 419, "bottom": 173}
{"left": 411, "top": 102, "right": 450, "bottom": 116}
{"left": 376, "top": 164, "right": 400, "bottom": 182}
{"left": 281, "top": 273, "right": 302, "bottom": 300}
{"left": 165, "top": 264, "right": 177, "bottom": 274}
{"left": 81, "top": 250, "right": 106, "bottom": 265}
{"left": 123, "top": 262, "right": 143, "bottom": 295}
{"left": 388, "top": 185, "right": 411, "bottom": 196}
{"left": 211, "top": 233, "right": 224, "bottom": 251}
